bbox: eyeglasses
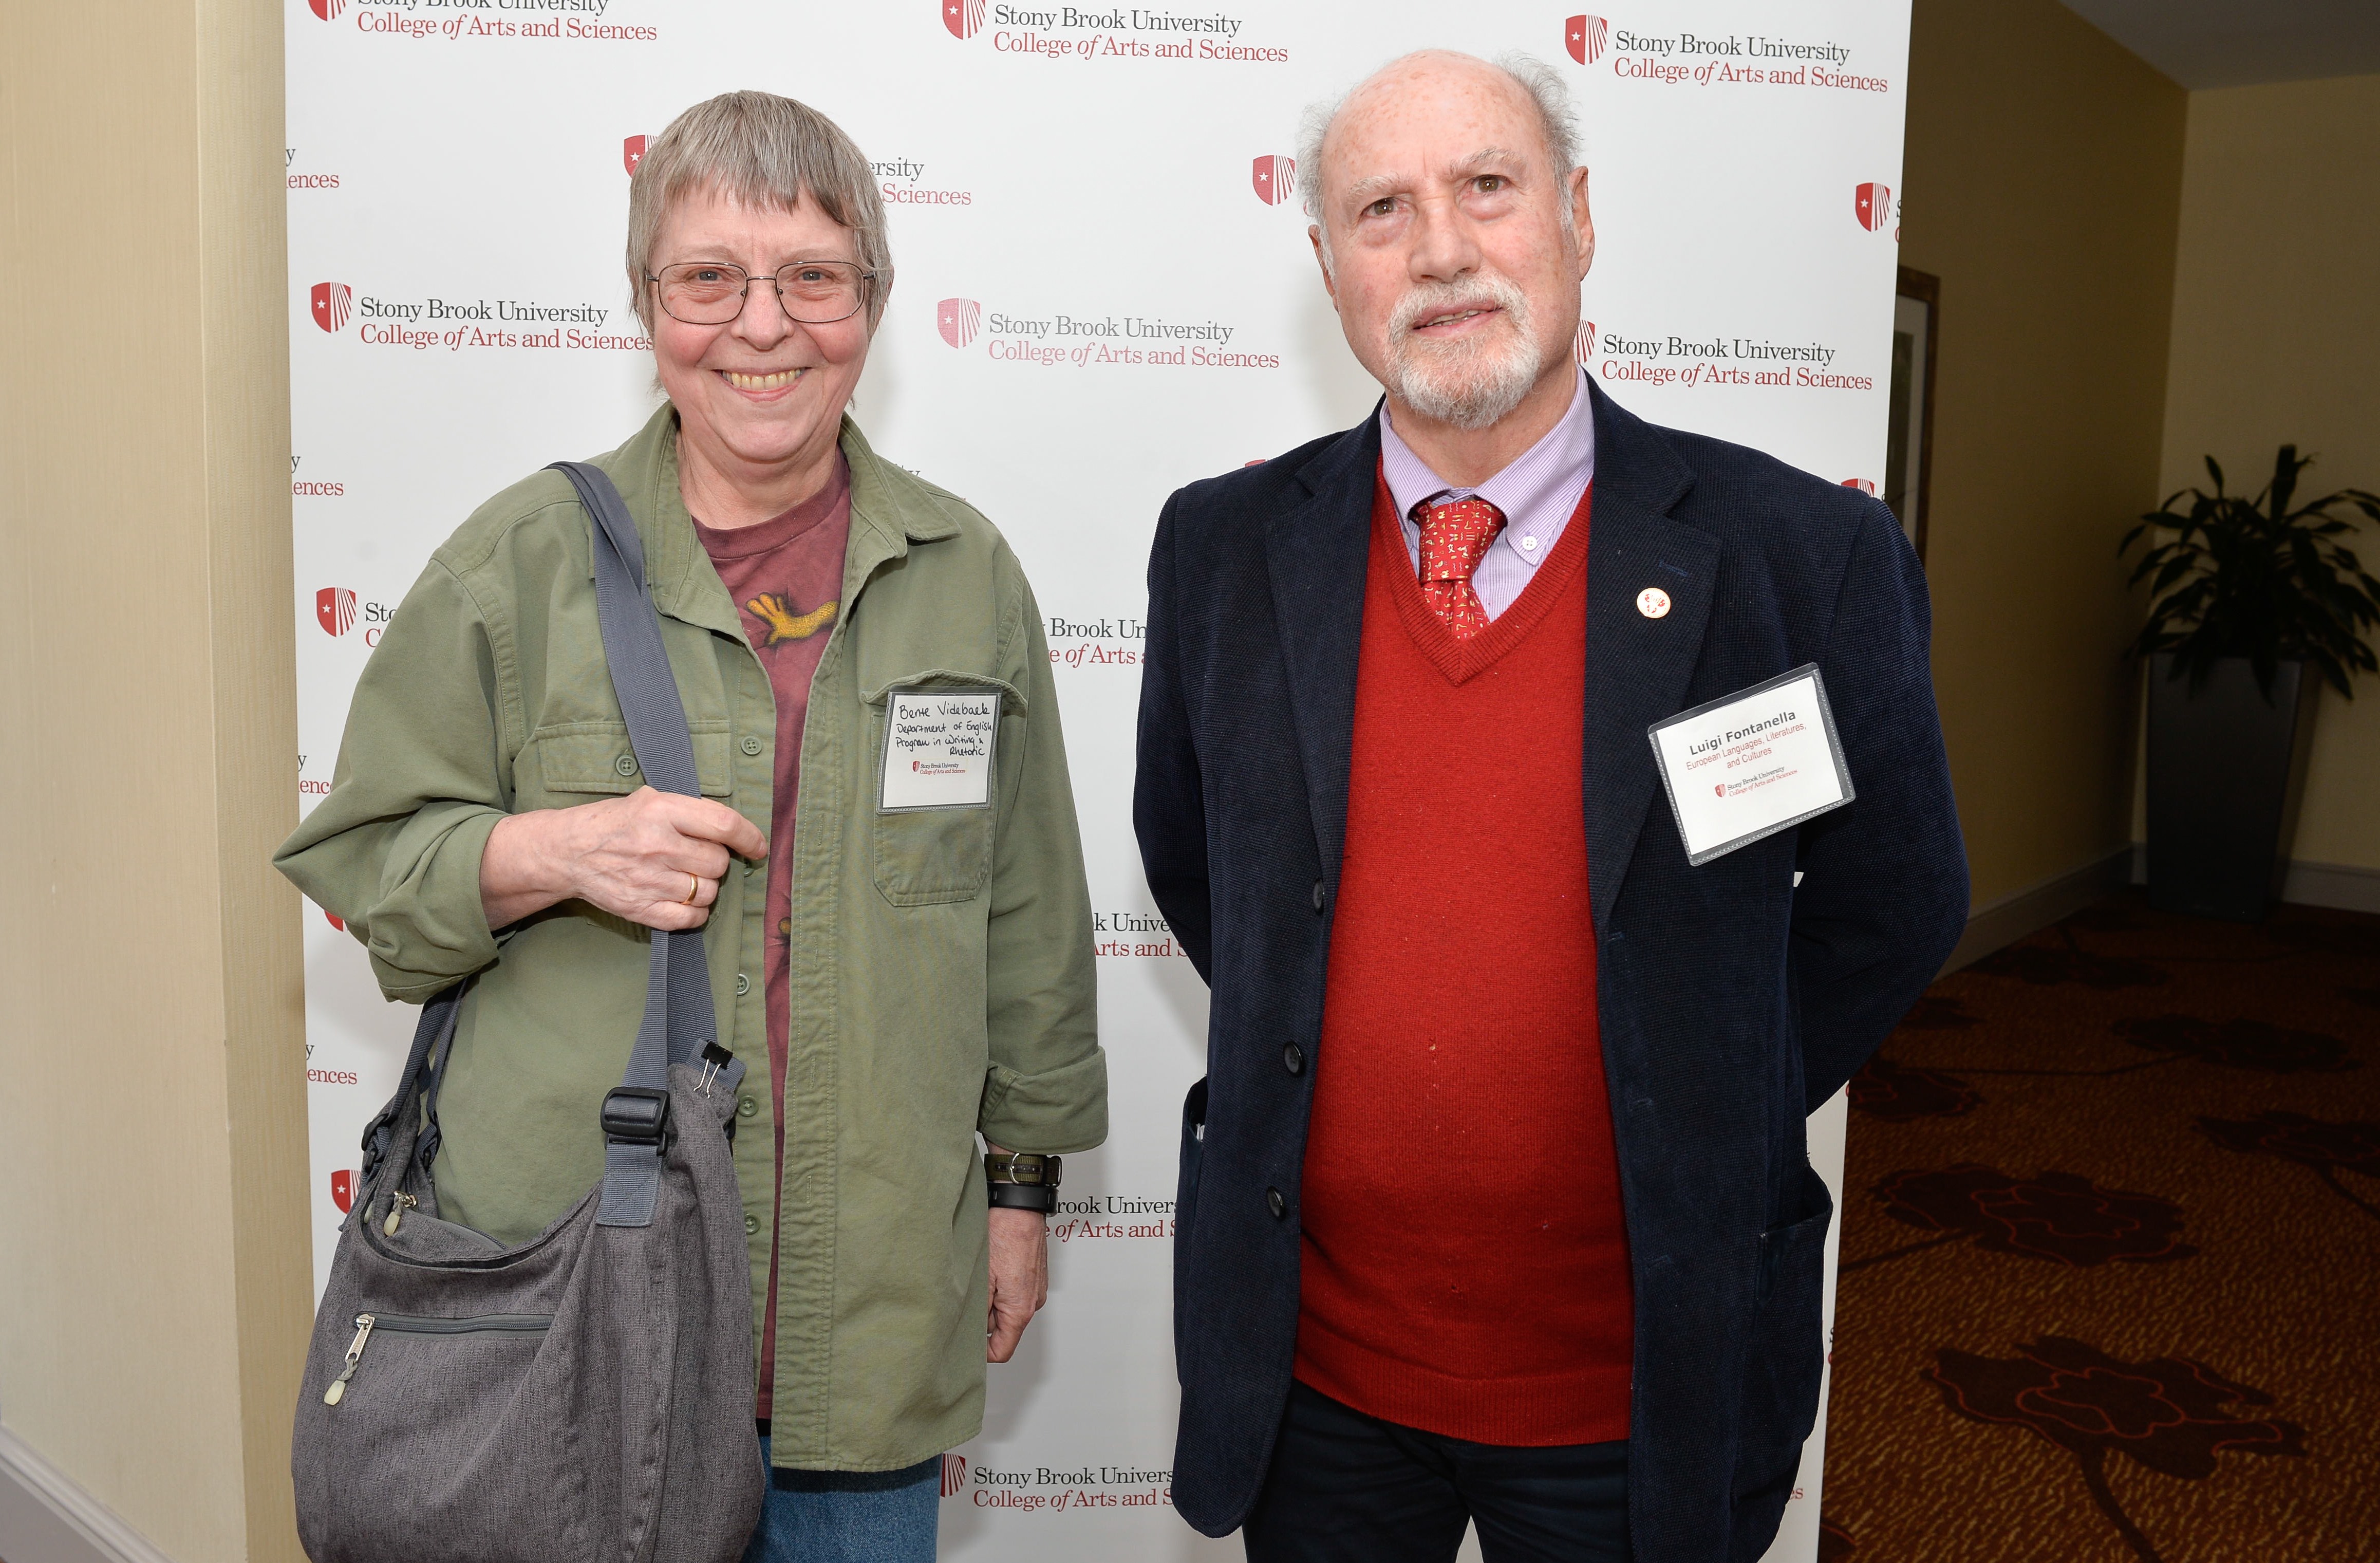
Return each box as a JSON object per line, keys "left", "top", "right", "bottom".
{"left": 646, "top": 260, "right": 885, "bottom": 326}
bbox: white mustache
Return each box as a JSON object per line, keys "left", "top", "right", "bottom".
{"left": 1389, "top": 275, "right": 1531, "bottom": 342}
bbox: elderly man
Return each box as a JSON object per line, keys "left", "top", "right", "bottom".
{"left": 1135, "top": 51, "right": 1965, "bottom": 1563}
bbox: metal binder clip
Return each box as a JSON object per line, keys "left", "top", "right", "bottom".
{"left": 697, "top": 1041, "right": 732, "bottom": 1096}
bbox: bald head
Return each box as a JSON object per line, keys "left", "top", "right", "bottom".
{"left": 1299, "top": 51, "right": 1580, "bottom": 242}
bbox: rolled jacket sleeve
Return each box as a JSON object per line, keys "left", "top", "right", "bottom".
{"left": 976, "top": 569, "right": 1107, "bottom": 1155}
{"left": 275, "top": 556, "right": 512, "bottom": 1003}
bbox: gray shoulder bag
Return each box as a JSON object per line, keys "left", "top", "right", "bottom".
{"left": 290, "top": 462, "right": 763, "bottom": 1562}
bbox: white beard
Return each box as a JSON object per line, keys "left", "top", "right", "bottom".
{"left": 1384, "top": 273, "right": 1544, "bottom": 431}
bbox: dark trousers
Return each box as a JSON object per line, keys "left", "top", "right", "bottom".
{"left": 1243, "top": 1383, "right": 1630, "bottom": 1563}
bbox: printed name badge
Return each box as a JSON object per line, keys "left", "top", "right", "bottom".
{"left": 880, "top": 688, "right": 1000, "bottom": 811}
{"left": 1646, "top": 664, "right": 1854, "bottom": 865}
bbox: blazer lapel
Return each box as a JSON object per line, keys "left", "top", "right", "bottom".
{"left": 1262, "top": 416, "right": 1382, "bottom": 889}
{"left": 1584, "top": 383, "right": 1718, "bottom": 932}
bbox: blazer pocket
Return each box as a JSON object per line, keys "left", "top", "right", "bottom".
{"left": 1733, "top": 1165, "right": 1834, "bottom": 1499}
{"left": 529, "top": 720, "right": 735, "bottom": 800}
{"left": 863, "top": 673, "right": 1020, "bottom": 908}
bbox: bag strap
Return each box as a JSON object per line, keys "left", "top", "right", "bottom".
{"left": 358, "top": 460, "right": 725, "bottom": 1231}
{"left": 549, "top": 459, "right": 723, "bottom": 1226}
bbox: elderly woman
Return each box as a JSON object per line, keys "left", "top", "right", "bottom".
{"left": 277, "top": 91, "right": 1104, "bottom": 1562}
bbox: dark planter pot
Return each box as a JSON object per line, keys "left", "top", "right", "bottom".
{"left": 2144, "top": 652, "right": 2320, "bottom": 922}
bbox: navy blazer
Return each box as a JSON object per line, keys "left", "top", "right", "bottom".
{"left": 1133, "top": 383, "right": 1968, "bottom": 1561}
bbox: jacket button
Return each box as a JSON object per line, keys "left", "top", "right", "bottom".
{"left": 744, "top": 1213, "right": 760, "bottom": 1235}
{"left": 614, "top": 753, "right": 639, "bottom": 777}
{"left": 1310, "top": 880, "right": 1325, "bottom": 913}
{"left": 735, "top": 973, "right": 751, "bottom": 996}
{"left": 741, "top": 735, "right": 765, "bottom": 756}
{"left": 1266, "top": 1187, "right": 1286, "bottom": 1220}
{"left": 1282, "top": 1043, "right": 1304, "bottom": 1075}
{"left": 737, "top": 1095, "right": 758, "bottom": 1119}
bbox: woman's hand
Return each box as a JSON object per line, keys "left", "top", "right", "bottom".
{"left": 480, "top": 787, "right": 767, "bottom": 932}
{"left": 986, "top": 1206, "right": 1049, "bottom": 1363}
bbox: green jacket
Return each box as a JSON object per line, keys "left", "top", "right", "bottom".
{"left": 276, "top": 404, "right": 1105, "bottom": 1471}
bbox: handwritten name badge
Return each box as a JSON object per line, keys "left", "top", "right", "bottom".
{"left": 1647, "top": 664, "right": 1853, "bottom": 865}
{"left": 880, "top": 689, "right": 1000, "bottom": 811}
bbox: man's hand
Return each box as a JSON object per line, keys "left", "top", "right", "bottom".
{"left": 480, "top": 787, "right": 767, "bottom": 932}
{"left": 986, "top": 1206, "right": 1048, "bottom": 1363}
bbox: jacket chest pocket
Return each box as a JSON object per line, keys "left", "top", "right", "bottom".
{"left": 525, "top": 720, "right": 736, "bottom": 803}
{"left": 865, "top": 674, "right": 1018, "bottom": 907}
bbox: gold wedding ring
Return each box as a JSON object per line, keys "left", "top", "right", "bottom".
{"left": 683, "top": 872, "right": 701, "bottom": 905}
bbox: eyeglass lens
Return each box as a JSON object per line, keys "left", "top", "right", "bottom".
{"left": 655, "top": 263, "right": 867, "bottom": 325}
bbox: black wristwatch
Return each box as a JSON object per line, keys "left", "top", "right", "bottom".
{"left": 985, "top": 1151, "right": 1062, "bottom": 1214}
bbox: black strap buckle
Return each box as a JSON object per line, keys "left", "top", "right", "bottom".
{"left": 601, "top": 1086, "right": 672, "bottom": 1146}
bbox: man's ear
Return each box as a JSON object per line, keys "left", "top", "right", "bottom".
{"left": 1569, "top": 166, "right": 1596, "bottom": 278}
{"left": 1308, "top": 226, "right": 1338, "bottom": 307}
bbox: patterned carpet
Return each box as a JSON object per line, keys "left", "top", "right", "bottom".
{"left": 1819, "top": 892, "right": 2380, "bottom": 1563}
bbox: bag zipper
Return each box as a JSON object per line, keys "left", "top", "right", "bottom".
{"left": 321, "top": 1311, "right": 555, "bottom": 1407}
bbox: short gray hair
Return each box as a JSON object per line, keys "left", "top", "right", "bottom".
{"left": 1297, "top": 51, "right": 1581, "bottom": 243}
{"left": 625, "top": 90, "right": 891, "bottom": 332}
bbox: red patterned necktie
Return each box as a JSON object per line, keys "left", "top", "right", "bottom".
{"left": 1416, "top": 496, "right": 1507, "bottom": 640}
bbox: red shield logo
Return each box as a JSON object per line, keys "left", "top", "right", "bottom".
{"left": 1251, "top": 155, "right": 1295, "bottom": 207}
{"left": 936, "top": 298, "right": 981, "bottom": 349}
{"left": 316, "top": 586, "right": 358, "bottom": 638}
{"left": 1841, "top": 477, "right": 1878, "bottom": 496}
{"left": 941, "top": 1454, "right": 967, "bottom": 1498}
{"left": 311, "top": 282, "right": 352, "bottom": 333}
{"left": 942, "top": 0, "right": 984, "bottom": 39}
{"left": 1566, "top": 15, "right": 1608, "bottom": 66}
{"left": 623, "top": 135, "right": 647, "bottom": 176}
{"left": 330, "top": 1169, "right": 353, "bottom": 1214}
{"left": 1574, "top": 320, "right": 1598, "bottom": 366}
{"left": 1715, "top": 784, "right": 1727, "bottom": 798}
{"left": 310, "top": 0, "right": 346, "bottom": 18}
{"left": 1853, "top": 182, "right": 1891, "bottom": 233}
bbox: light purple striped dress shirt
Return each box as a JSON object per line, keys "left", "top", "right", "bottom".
{"left": 1378, "top": 366, "right": 1598, "bottom": 622}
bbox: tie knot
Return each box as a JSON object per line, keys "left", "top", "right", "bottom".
{"left": 1417, "top": 496, "right": 1507, "bottom": 586}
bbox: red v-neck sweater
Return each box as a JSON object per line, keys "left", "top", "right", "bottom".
{"left": 1292, "top": 473, "right": 1633, "bottom": 1447}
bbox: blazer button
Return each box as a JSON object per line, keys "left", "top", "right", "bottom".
{"left": 737, "top": 1095, "right": 759, "bottom": 1119}
{"left": 735, "top": 973, "right": 751, "bottom": 996}
{"left": 740, "top": 735, "right": 765, "bottom": 756}
{"left": 744, "top": 1213, "right": 761, "bottom": 1236}
{"left": 1266, "top": 1187, "right": 1286, "bottom": 1220}
{"left": 1310, "top": 880, "right": 1325, "bottom": 913}
{"left": 1282, "top": 1043, "right": 1304, "bottom": 1075}
{"left": 614, "top": 753, "right": 639, "bottom": 777}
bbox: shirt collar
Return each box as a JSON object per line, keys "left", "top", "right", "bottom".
{"left": 1377, "top": 364, "right": 1596, "bottom": 526}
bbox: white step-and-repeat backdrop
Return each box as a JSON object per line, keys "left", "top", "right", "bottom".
{"left": 288, "top": 4, "right": 1907, "bottom": 1557}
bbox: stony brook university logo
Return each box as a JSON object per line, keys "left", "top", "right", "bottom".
{"left": 1574, "top": 320, "right": 1598, "bottom": 367}
{"left": 1566, "top": 15, "right": 1609, "bottom": 66}
{"left": 937, "top": 298, "right": 982, "bottom": 349}
{"left": 311, "top": 282, "right": 352, "bottom": 333}
{"left": 940, "top": 1454, "right": 967, "bottom": 1498}
{"left": 1854, "top": 182, "right": 1892, "bottom": 233}
{"left": 942, "top": 0, "right": 985, "bottom": 40}
{"left": 1841, "top": 477, "right": 1878, "bottom": 496}
{"left": 330, "top": 1169, "right": 354, "bottom": 1214}
{"left": 310, "top": 0, "right": 347, "bottom": 18}
{"left": 317, "top": 586, "right": 359, "bottom": 638}
{"left": 623, "top": 136, "right": 648, "bottom": 176}
{"left": 1251, "top": 155, "right": 1295, "bottom": 207}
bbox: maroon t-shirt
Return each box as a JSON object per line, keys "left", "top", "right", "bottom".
{"left": 690, "top": 455, "right": 851, "bottom": 1420}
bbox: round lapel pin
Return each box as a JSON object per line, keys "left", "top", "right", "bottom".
{"left": 1637, "top": 587, "right": 1672, "bottom": 619}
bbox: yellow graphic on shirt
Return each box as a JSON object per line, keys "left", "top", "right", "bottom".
{"left": 747, "top": 593, "right": 837, "bottom": 647}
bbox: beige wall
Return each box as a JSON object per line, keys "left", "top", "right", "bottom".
{"left": 0, "top": 3, "right": 309, "bottom": 1560}
{"left": 2160, "top": 74, "right": 2380, "bottom": 873}
{"left": 1903, "top": 0, "right": 2188, "bottom": 909}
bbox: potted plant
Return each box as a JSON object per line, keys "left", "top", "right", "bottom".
{"left": 2120, "top": 445, "right": 2380, "bottom": 921}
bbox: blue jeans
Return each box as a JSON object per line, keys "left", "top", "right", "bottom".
{"left": 743, "top": 1434, "right": 941, "bottom": 1563}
